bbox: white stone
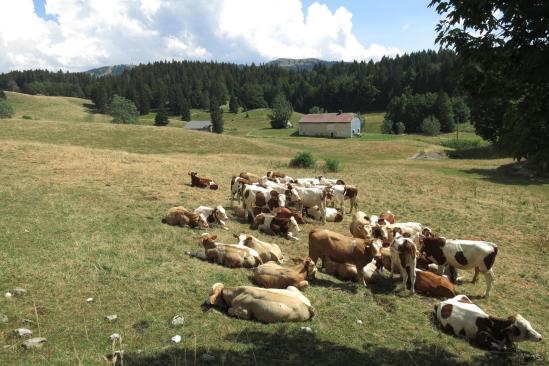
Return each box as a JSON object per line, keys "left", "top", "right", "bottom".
{"left": 356, "top": 320, "right": 363, "bottom": 325}
{"left": 300, "top": 326, "right": 313, "bottom": 334}
{"left": 171, "top": 315, "right": 184, "bottom": 326}
{"left": 13, "top": 328, "right": 32, "bottom": 337}
{"left": 105, "top": 315, "right": 118, "bottom": 322}
{"left": 14, "top": 288, "right": 27, "bottom": 296}
{"left": 4, "top": 292, "right": 13, "bottom": 299}
{"left": 86, "top": 297, "right": 94, "bottom": 303}
{"left": 21, "top": 337, "right": 47, "bottom": 349}
{"left": 109, "top": 333, "right": 121, "bottom": 342}
{"left": 171, "top": 335, "right": 181, "bottom": 343}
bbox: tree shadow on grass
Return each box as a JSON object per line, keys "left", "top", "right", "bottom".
{"left": 115, "top": 327, "right": 537, "bottom": 366}
{"left": 462, "top": 162, "right": 548, "bottom": 186}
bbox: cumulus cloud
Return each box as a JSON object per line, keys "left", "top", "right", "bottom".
{"left": 0, "top": 0, "right": 402, "bottom": 72}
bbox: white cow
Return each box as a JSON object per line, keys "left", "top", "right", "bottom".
{"left": 194, "top": 206, "right": 229, "bottom": 230}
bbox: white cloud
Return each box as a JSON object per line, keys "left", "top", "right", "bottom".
{"left": 402, "top": 24, "right": 409, "bottom": 30}
{"left": 0, "top": 0, "right": 402, "bottom": 72}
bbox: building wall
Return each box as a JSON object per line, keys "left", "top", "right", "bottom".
{"left": 299, "top": 122, "right": 351, "bottom": 138}
{"left": 351, "top": 117, "right": 361, "bottom": 135}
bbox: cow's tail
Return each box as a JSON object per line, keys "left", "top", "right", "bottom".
{"left": 187, "top": 251, "right": 207, "bottom": 261}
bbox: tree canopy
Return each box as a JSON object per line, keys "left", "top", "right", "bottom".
{"left": 109, "top": 95, "right": 139, "bottom": 124}
{"left": 269, "top": 93, "right": 293, "bottom": 129}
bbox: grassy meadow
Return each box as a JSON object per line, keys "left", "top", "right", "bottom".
{"left": 0, "top": 92, "right": 547, "bottom": 365}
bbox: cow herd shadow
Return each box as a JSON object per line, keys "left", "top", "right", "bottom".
{"left": 114, "top": 327, "right": 543, "bottom": 366}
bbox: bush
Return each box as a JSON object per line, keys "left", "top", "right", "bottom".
{"left": 289, "top": 152, "right": 316, "bottom": 169}
{"left": 394, "top": 122, "right": 406, "bottom": 134}
{"left": 324, "top": 158, "right": 340, "bottom": 172}
{"left": 308, "top": 106, "right": 326, "bottom": 114}
{"left": 440, "top": 138, "right": 483, "bottom": 150}
{"left": 0, "top": 99, "right": 14, "bottom": 118}
{"left": 421, "top": 115, "right": 441, "bottom": 136}
{"left": 154, "top": 109, "right": 169, "bottom": 126}
{"left": 381, "top": 119, "right": 394, "bottom": 134}
{"left": 269, "top": 93, "right": 293, "bottom": 129}
{"left": 109, "top": 95, "right": 139, "bottom": 124}
{"left": 22, "top": 115, "right": 33, "bottom": 120}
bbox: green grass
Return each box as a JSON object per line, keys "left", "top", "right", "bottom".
{"left": 0, "top": 94, "right": 547, "bottom": 365}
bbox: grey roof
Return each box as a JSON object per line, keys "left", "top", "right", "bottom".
{"left": 185, "top": 120, "right": 212, "bottom": 130}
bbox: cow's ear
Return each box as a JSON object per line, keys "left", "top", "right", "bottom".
{"left": 211, "top": 235, "right": 217, "bottom": 240}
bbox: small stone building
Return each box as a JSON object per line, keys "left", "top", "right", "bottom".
{"left": 298, "top": 112, "right": 361, "bottom": 138}
{"left": 184, "top": 120, "right": 213, "bottom": 132}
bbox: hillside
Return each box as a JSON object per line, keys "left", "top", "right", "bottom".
{"left": 0, "top": 94, "right": 547, "bottom": 365}
{"left": 267, "top": 58, "right": 337, "bottom": 70}
{"left": 85, "top": 64, "right": 135, "bottom": 77}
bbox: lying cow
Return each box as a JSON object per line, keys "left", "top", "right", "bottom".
{"left": 390, "top": 230, "right": 417, "bottom": 295}
{"left": 308, "top": 229, "right": 383, "bottom": 286}
{"left": 306, "top": 206, "right": 343, "bottom": 222}
{"left": 194, "top": 233, "right": 262, "bottom": 268}
{"left": 421, "top": 230, "right": 498, "bottom": 298}
{"left": 435, "top": 295, "right": 542, "bottom": 350}
{"left": 276, "top": 207, "right": 305, "bottom": 225}
{"left": 349, "top": 211, "right": 373, "bottom": 239}
{"left": 236, "top": 233, "right": 284, "bottom": 263}
{"left": 207, "top": 283, "right": 314, "bottom": 323}
{"left": 242, "top": 185, "right": 286, "bottom": 221}
{"left": 411, "top": 269, "right": 456, "bottom": 298}
{"left": 252, "top": 257, "right": 317, "bottom": 290}
{"left": 162, "top": 206, "right": 208, "bottom": 228}
{"left": 189, "top": 172, "right": 218, "bottom": 190}
{"left": 322, "top": 256, "right": 361, "bottom": 282}
{"left": 194, "top": 205, "right": 229, "bottom": 230}
{"left": 252, "top": 213, "right": 300, "bottom": 240}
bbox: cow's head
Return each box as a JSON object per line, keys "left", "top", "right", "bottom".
{"left": 214, "top": 205, "right": 229, "bottom": 225}
{"left": 508, "top": 315, "right": 543, "bottom": 343}
{"left": 372, "top": 224, "right": 389, "bottom": 241}
{"left": 208, "top": 283, "right": 226, "bottom": 307}
{"left": 189, "top": 172, "right": 197, "bottom": 177}
{"left": 285, "top": 187, "right": 301, "bottom": 204}
{"left": 371, "top": 239, "right": 384, "bottom": 271}
{"left": 200, "top": 233, "right": 217, "bottom": 248}
{"left": 420, "top": 236, "right": 446, "bottom": 265}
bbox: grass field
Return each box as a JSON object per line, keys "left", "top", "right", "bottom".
{"left": 0, "top": 93, "right": 547, "bottom": 365}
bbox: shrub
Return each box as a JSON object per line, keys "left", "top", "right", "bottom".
{"left": 154, "top": 109, "right": 169, "bottom": 126}
{"left": 440, "top": 138, "right": 483, "bottom": 150}
{"left": 22, "top": 115, "right": 33, "bottom": 120}
{"left": 421, "top": 115, "right": 441, "bottom": 136}
{"left": 0, "top": 99, "right": 14, "bottom": 118}
{"left": 395, "top": 122, "right": 406, "bottom": 134}
{"left": 109, "top": 95, "right": 139, "bottom": 124}
{"left": 289, "top": 152, "right": 316, "bottom": 169}
{"left": 381, "top": 119, "right": 394, "bottom": 134}
{"left": 308, "top": 106, "right": 325, "bottom": 114}
{"left": 324, "top": 158, "right": 340, "bottom": 172}
{"left": 269, "top": 93, "right": 293, "bottom": 129}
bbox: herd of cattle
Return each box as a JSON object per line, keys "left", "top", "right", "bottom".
{"left": 163, "top": 171, "right": 543, "bottom": 352}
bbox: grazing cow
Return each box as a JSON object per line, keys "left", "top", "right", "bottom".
{"left": 328, "top": 185, "right": 359, "bottom": 214}
{"left": 252, "top": 257, "right": 317, "bottom": 289}
{"left": 242, "top": 185, "right": 286, "bottom": 221}
{"left": 207, "top": 283, "right": 314, "bottom": 323}
{"left": 434, "top": 295, "right": 542, "bottom": 350}
{"left": 379, "top": 211, "right": 396, "bottom": 224}
{"left": 252, "top": 213, "right": 301, "bottom": 240}
{"left": 411, "top": 269, "right": 456, "bottom": 298}
{"left": 258, "top": 176, "right": 290, "bottom": 194}
{"left": 306, "top": 206, "right": 343, "bottom": 222}
{"left": 390, "top": 230, "right": 417, "bottom": 294}
{"left": 308, "top": 229, "right": 383, "bottom": 286}
{"left": 236, "top": 234, "right": 284, "bottom": 263}
{"left": 276, "top": 207, "right": 305, "bottom": 225}
{"left": 239, "top": 172, "right": 260, "bottom": 183}
{"left": 287, "top": 185, "right": 329, "bottom": 224}
{"left": 230, "top": 176, "right": 253, "bottom": 206}
{"left": 189, "top": 172, "right": 218, "bottom": 190}
{"left": 349, "top": 211, "right": 373, "bottom": 239}
{"left": 194, "top": 205, "right": 229, "bottom": 230}
{"left": 194, "top": 233, "right": 262, "bottom": 268}
{"left": 421, "top": 231, "right": 498, "bottom": 297}
{"left": 162, "top": 206, "right": 209, "bottom": 228}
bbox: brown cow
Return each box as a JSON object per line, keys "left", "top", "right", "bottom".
{"left": 252, "top": 257, "right": 317, "bottom": 289}
{"left": 189, "top": 172, "right": 218, "bottom": 190}
{"left": 308, "top": 229, "right": 383, "bottom": 286}
{"left": 239, "top": 172, "right": 260, "bottom": 183}
{"left": 410, "top": 270, "right": 456, "bottom": 298}
{"left": 193, "top": 233, "right": 262, "bottom": 268}
{"left": 276, "top": 207, "right": 305, "bottom": 225}
{"left": 379, "top": 211, "right": 396, "bottom": 225}
{"left": 162, "top": 206, "right": 208, "bottom": 228}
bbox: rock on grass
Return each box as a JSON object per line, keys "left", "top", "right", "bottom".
{"left": 21, "top": 337, "right": 47, "bottom": 350}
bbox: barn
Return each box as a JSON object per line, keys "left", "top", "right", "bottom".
{"left": 184, "top": 120, "right": 213, "bottom": 132}
{"left": 298, "top": 112, "right": 361, "bottom": 138}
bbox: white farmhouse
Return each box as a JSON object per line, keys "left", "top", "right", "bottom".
{"left": 298, "top": 112, "right": 361, "bottom": 138}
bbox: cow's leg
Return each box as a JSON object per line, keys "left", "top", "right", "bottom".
{"left": 401, "top": 265, "right": 409, "bottom": 293}
{"left": 472, "top": 267, "right": 480, "bottom": 283}
{"left": 358, "top": 268, "right": 368, "bottom": 287}
{"left": 483, "top": 269, "right": 494, "bottom": 298}
{"left": 409, "top": 265, "right": 416, "bottom": 294}
{"left": 390, "top": 255, "right": 395, "bottom": 279}
{"left": 297, "top": 280, "right": 309, "bottom": 290}
{"left": 228, "top": 306, "right": 251, "bottom": 320}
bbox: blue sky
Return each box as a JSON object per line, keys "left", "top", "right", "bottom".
{"left": 0, "top": 1, "right": 444, "bottom": 72}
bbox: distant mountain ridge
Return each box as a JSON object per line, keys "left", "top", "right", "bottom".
{"left": 266, "top": 58, "right": 337, "bottom": 70}
{"left": 85, "top": 64, "right": 135, "bottom": 77}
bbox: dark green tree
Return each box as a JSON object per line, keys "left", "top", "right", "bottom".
{"left": 180, "top": 97, "right": 191, "bottom": 121}
{"left": 451, "top": 97, "right": 470, "bottom": 125}
{"left": 434, "top": 91, "right": 455, "bottom": 132}
{"left": 229, "top": 95, "right": 240, "bottom": 113}
{"left": 108, "top": 95, "right": 139, "bottom": 124}
{"left": 421, "top": 115, "right": 440, "bottom": 136}
{"left": 269, "top": 93, "right": 293, "bottom": 129}
{"left": 154, "top": 108, "right": 169, "bottom": 126}
{"left": 210, "top": 100, "right": 224, "bottom": 133}
{"left": 430, "top": 0, "right": 549, "bottom": 168}
{"left": 308, "top": 106, "right": 325, "bottom": 114}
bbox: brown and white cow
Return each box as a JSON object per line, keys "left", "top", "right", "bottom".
{"left": 328, "top": 185, "right": 358, "bottom": 214}
{"left": 390, "top": 230, "right": 417, "bottom": 294}
{"left": 242, "top": 185, "right": 286, "bottom": 221}
{"left": 189, "top": 172, "right": 218, "bottom": 190}
{"left": 379, "top": 211, "right": 396, "bottom": 224}
{"left": 306, "top": 206, "right": 343, "bottom": 222}
{"left": 194, "top": 205, "right": 229, "bottom": 230}
{"left": 349, "top": 211, "right": 373, "bottom": 239}
{"left": 236, "top": 233, "right": 284, "bottom": 263}
{"left": 252, "top": 257, "right": 317, "bottom": 290}
{"left": 230, "top": 176, "right": 253, "bottom": 206}
{"left": 286, "top": 185, "right": 329, "bottom": 224}
{"left": 421, "top": 230, "right": 498, "bottom": 298}
{"left": 207, "top": 283, "right": 314, "bottom": 323}
{"left": 317, "top": 176, "right": 346, "bottom": 186}
{"left": 435, "top": 295, "right": 542, "bottom": 350}
{"left": 276, "top": 207, "right": 305, "bottom": 225}
{"left": 252, "top": 213, "right": 301, "bottom": 240}
{"left": 162, "top": 206, "right": 209, "bottom": 228}
{"left": 308, "top": 229, "right": 383, "bottom": 286}
{"left": 239, "top": 172, "right": 260, "bottom": 183}
{"left": 193, "top": 233, "right": 262, "bottom": 268}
